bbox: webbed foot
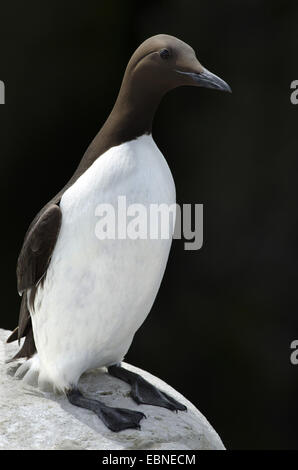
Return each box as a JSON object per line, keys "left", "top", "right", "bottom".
{"left": 66, "top": 388, "right": 146, "bottom": 432}
{"left": 108, "top": 365, "right": 187, "bottom": 412}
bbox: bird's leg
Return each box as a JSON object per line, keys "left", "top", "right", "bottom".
{"left": 66, "top": 388, "right": 145, "bottom": 432}
{"left": 108, "top": 364, "right": 187, "bottom": 412}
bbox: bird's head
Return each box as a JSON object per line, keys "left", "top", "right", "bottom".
{"left": 125, "top": 34, "right": 231, "bottom": 95}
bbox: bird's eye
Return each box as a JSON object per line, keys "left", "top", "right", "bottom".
{"left": 159, "top": 48, "right": 170, "bottom": 60}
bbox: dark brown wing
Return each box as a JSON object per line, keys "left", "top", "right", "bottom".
{"left": 6, "top": 291, "right": 30, "bottom": 344}
{"left": 17, "top": 204, "right": 62, "bottom": 295}
{"left": 7, "top": 204, "right": 62, "bottom": 359}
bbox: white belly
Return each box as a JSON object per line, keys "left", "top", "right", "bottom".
{"left": 29, "top": 134, "right": 176, "bottom": 391}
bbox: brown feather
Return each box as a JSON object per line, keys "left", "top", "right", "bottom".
{"left": 16, "top": 204, "right": 62, "bottom": 295}
{"left": 17, "top": 291, "right": 31, "bottom": 341}
{"left": 11, "top": 204, "right": 62, "bottom": 362}
{"left": 8, "top": 327, "right": 36, "bottom": 362}
{"left": 6, "top": 326, "right": 19, "bottom": 343}
{"left": 7, "top": 292, "right": 31, "bottom": 344}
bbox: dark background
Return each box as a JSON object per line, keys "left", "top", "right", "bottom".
{"left": 0, "top": 0, "right": 297, "bottom": 449}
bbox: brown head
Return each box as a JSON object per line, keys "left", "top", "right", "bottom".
{"left": 123, "top": 34, "right": 231, "bottom": 96}
{"left": 87, "top": 34, "right": 231, "bottom": 165}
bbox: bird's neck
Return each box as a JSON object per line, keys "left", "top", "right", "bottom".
{"left": 73, "top": 76, "right": 165, "bottom": 179}
{"left": 102, "top": 78, "right": 164, "bottom": 142}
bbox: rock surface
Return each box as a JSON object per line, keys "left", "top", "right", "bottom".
{"left": 0, "top": 329, "right": 225, "bottom": 450}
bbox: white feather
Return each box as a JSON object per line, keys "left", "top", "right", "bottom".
{"left": 26, "top": 135, "right": 175, "bottom": 392}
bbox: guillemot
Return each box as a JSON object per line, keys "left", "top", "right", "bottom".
{"left": 8, "top": 34, "right": 231, "bottom": 432}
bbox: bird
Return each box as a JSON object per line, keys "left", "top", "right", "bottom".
{"left": 7, "top": 34, "right": 231, "bottom": 432}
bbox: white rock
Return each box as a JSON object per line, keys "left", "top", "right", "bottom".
{"left": 0, "top": 329, "right": 225, "bottom": 450}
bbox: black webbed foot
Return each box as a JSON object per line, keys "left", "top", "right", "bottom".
{"left": 131, "top": 375, "right": 187, "bottom": 411}
{"left": 108, "top": 365, "right": 187, "bottom": 412}
{"left": 66, "top": 388, "right": 145, "bottom": 432}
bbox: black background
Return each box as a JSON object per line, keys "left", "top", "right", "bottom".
{"left": 0, "top": 0, "right": 297, "bottom": 449}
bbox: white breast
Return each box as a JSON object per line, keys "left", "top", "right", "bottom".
{"left": 29, "top": 134, "right": 176, "bottom": 392}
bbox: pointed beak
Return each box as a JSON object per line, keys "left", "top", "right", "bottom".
{"left": 176, "top": 67, "right": 232, "bottom": 93}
